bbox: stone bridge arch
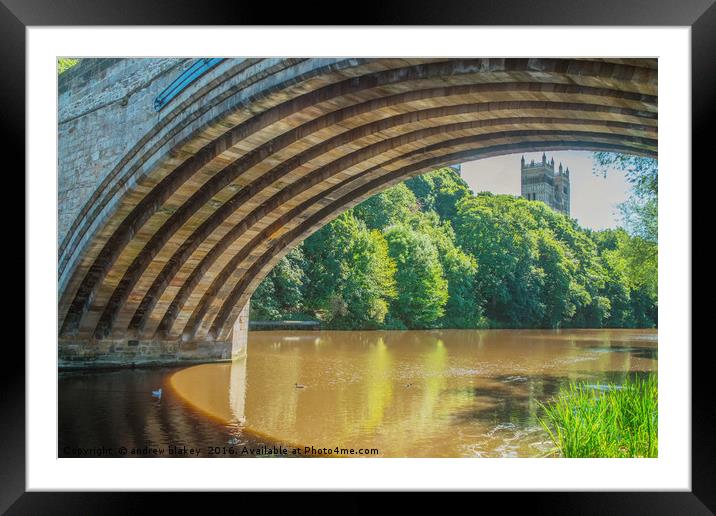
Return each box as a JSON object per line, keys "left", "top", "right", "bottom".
{"left": 57, "top": 57, "right": 657, "bottom": 363}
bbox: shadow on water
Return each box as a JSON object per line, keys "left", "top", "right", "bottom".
{"left": 58, "top": 368, "right": 286, "bottom": 458}
{"left": 449, "top": 370, "right": 656, "bottom": 427}
{"left": 586, "top": 346, "right": 658, "bottom": 360}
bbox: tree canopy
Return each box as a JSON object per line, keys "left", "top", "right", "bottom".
{"left": 250, "top": 164, "right": 657, "bottom": 330}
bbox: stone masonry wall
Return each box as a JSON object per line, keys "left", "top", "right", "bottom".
{"left": 58, "top": 58, "right": 189, "bottom": 247}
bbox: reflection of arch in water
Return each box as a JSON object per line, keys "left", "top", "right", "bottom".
{"left": 229, "top": 357, "right": 248, "bottom": 425}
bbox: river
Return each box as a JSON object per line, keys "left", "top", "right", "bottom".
{"left": 59, "top": 328, "right": 657, "bottom": 458}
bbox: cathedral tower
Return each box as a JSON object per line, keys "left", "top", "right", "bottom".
{"left": 520, "top": 153, "right": 570, "bottom": 216}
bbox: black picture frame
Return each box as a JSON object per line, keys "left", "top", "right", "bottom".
{"left": 4, "top": 0, "right": 710, "bottom": 513}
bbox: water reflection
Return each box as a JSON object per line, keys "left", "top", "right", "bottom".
{"left": 229, "top": 356, "right": 247, "bottom": 425}
{"left": 167, "top": 329, "right": 656, "bottom": 457}
{"left": 58, "top": 366, "right": 274, "bottom": 457}
{"left": 58, "top": 330, "right": 656, "bottom": 457}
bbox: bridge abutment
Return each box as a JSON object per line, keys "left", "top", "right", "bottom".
{"left": 231, "top": 301, "right": 250, "bottom": 361}
{"left": 58, "top": 300, "right": 251, "bottom": 369}
{"left": 58, "top": 337, "right": 233, "bottom": 370}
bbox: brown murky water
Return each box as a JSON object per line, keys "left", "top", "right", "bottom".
{"left": 166, "top": 329, "right": 657, "bottom": 458}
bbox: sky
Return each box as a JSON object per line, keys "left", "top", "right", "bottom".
{"left": 459, "top": 151, "right": 631, "bottom": 231}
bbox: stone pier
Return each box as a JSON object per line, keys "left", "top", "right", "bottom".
{"left": 231, "top": 301, "right": 250, "bottom": 360}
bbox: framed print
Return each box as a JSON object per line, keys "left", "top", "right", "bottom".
{"left": 5, "top": 0, "right": 711, "bottom": 512}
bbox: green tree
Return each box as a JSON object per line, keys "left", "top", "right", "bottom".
{"left": 592, "top": 229, "right": 633, "bottom": 327}
{"left": 353, "top": 183, "right": 419, "bottom": 230}
{"left": 455, "top": 193, "right": 545, "bottom": 327}
{"left": 302, "top": 211, "right": 397, "bottom": 328}
{"left": 250, "top": 246, "right": 307, "bottom": 320}
{"left": 593, "top": 227, "right": 657, "bottom": 327}
{"left": 383, "top": 224, "right": 449, "bottom": 328}
{"left": 454, "top": 193, "right": 625, "bottom": 328}
{"left": 354, "top": 176, "right": 480, "bottom": 328}
{"left": 533, "top": 229, "right": 577, "bottom": 327}
{"left": 414, "top": 211, "right": 482, "bottom": 328}
{"left": 592, "top": 153, "right": 657, "bottom": 315}
{"left": 593, "top": 152, "right": 657, "bottom": 244}
{"left": 405, "top": 167, "right": 473, "bottom": 221}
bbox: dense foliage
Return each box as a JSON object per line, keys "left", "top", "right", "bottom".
{"left": 251, "top": 164, "right": 657, "bottom": 329}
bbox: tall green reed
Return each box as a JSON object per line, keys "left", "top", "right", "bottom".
{"left": 538, "top": 374, "right": 657, "bottom": 458}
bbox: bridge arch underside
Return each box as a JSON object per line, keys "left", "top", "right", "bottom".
{"left": 58, "top": 58, "right": 657, "bottom": 360}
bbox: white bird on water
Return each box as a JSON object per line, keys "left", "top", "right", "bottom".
{"left": 152, "top": 388, "right": 162, "bottom": 399}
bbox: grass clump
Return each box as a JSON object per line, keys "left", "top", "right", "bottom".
{"left": 538, "top": 375, "right": 657, "bottom": 458}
